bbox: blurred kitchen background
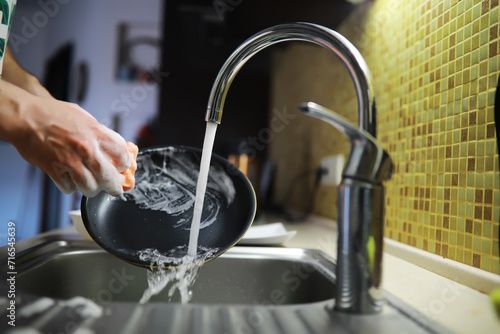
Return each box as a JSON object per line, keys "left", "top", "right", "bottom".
{"left": 0, "top": 0, "right": 355, "bottom": 243}
{"left": 1, "top": 0, "right": 499, "bottom": 276}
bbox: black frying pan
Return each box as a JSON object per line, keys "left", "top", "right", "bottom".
{"left": 81, "top": 146, "right": 256, "bottom": 267}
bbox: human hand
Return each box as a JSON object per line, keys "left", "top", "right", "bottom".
{"left": 9, "top": 95, "right": 132, "bottom": 197}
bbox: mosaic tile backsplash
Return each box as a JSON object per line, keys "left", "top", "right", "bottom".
{"left": 269, "top": 0, "right": 499, "bottom": 274}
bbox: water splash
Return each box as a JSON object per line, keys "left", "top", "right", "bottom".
{"left": 138, "top": 246, "right": 219, "bottom": 304}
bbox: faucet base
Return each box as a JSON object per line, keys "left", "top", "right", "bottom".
{"left": 334, "top": 179, "right": 385, "bottom": 313}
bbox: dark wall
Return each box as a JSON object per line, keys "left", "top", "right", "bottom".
{"left": 156, "top": 0, "right": 354, "bottom": 157}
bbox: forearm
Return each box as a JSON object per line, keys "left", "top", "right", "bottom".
{"left": 2, "top": 46, "right": 52, "bottom": 98}
{"left": 0, "top": 78, "right": 35, "bottom": 145}
{"left": 0, "top": 78, "right": 131, "bottom": 197}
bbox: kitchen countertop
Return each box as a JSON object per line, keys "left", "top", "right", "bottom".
{"left": 258, "top": 214, "right": 500, "bottom": 334}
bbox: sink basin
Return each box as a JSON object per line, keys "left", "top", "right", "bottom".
{"left": 0, "top": 230, "right": 450, "bottom": 334}
{"left": 13, "top": 241, "right": 335, "bottom": 305}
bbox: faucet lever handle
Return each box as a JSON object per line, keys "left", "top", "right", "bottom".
{"left": 299, "top": 102, "right": 393, "bottom": 183}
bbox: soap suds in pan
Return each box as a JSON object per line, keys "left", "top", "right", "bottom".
{"left": 117, "top": 149, "right": 235, "bottom": 230}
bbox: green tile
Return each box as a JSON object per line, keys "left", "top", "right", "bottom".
{"left": 490, "top": 7, "right": 498, "bottom": 25}
{"left": 450, "top": 231, "right": 457, "bottom": 244}
{"left": 473, "top": 236, "right": 482, "bottom": 252}
{"left": 461, "top": 143, "right": 468, "bottom": 156}
{"left": 482, "top": 238, "right": 492, "bottom": 255}
{"left": 485, "top": 172, "right": 494, "bottom": 186}
{"left": 493, "top": 206, "right": 500, "bottom": 223}
{"left": 458, "top": 202, "right": 466, "bottom": 216}
{"left": 480, "top": 45, "right": 489, "bottom": 61}
{"left": 481, "top": 255, "right": 491, "bottom": 271}
{"left": 480, "top": 29, "right": 489, "bottom": 46}
{"left": 467, "top": 188, "right": 476, "bottom": 202}
{"left": 457, "top": 247, "right": 464, "bottom": 262}
{"left": 488, "top": 58, "right": 497, "bottom": 72}
{"left": 475, "top": 173, "right": 484, "bottom": 187}
{"left": 478, "top": 91, "right": 487, "bottom": 108}
{"left": 459, "top": 188, "right": 466, "bottom": 201}
{"left": 468, "top": 174, "right": 475, "bottom": 187}
{"left": 472, "top": 3, "right": 481, "bottom": 21}
{"left": 481, "top": 15, "right": 489, "bottom": 31}
{"left": 491, "top": 258, "right": 500, "bottom": 275}
{"left": 486, "top": 139, "right": 496, "bottom": 155}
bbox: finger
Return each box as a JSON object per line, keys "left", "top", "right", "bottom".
{"left": 87, "top": 149, "right": 124, "bottom": 197}
{"left": 52, "top": 172, "right": 76, "bottom": 194}
{"left": 101, "top": 172, "right": 124, "bottom": 197}
{"left": 69, "top": 163, "right": 100, "bottom": 198}
{"left": 98, "top": 126, "right": 131, "bottom": 172}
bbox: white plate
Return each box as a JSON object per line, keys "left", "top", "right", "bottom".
{"left": 239, "top": 222, "right": 297, "bottom": 245}
{"left": 68, "top": 210, "right": 93, "bottom": 241}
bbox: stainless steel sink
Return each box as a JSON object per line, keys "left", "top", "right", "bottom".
{"left": 13, "top": 241, "right": 335, "bottom": 305}
{"left": 0, "top": 229, "right": 450, "bottom": 334}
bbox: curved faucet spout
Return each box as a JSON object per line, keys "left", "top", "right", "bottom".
{"left": 205, "top": 22, "right": 377, "bottom": 137}
{"left": 206, "top": 23, "right": 388, "bottom": 315}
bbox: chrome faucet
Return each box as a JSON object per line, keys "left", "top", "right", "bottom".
{"left": 204, "top": 22, "right": 393, "bottom": 313}
{"left": 299, "top": 101, "right": 393, "bottom": 314}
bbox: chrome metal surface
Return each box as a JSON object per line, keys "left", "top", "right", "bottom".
{"left": 205, "top": 23, "right": 387, "bottom": 314}
{"left": 299, "top": 102, "right": 393, "bottom": 183}
{"left": 13, "top": 242, "right": 335, "bottom": 305}
{"left": 300, "top": 102, "right": 393, "bottom": 313}
{"left": 204, "top": 22, "right": 376, "bottom": 137}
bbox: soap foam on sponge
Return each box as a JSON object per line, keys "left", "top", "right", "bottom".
{"left": 121, "top": 142, "right": 138, "bottom": 191}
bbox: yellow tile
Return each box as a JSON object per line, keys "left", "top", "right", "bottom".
{"left": 464, "top": 249, "right": 472, "bottom": 265}
{"left": 449, "top": 246, "right": 457, "bottom": 260}
{"left": 456, "top": 247, "right": 464, "bottom": 262}
{"left": 477, "top": 157, "right": 485, "bottom": 171}
{"left": 471, "top": 78, "right": 479, "bottom": 93}
{"left": 313, "top": 0, "right": 500, "bottom": 274}
{"left": 481, "top": 15, "right": 489, "bottom": 31}
{"left": 460, "top": 157, "right": 468, "bottom": 171}
{"left": 473, "top": 18, "right": 481, "bottom": 36}
{"left": 480, "top": 60, "right": 488, "bottom": 76}
{"left": 477, "top": 126, "right": 486, "bottom": 140}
